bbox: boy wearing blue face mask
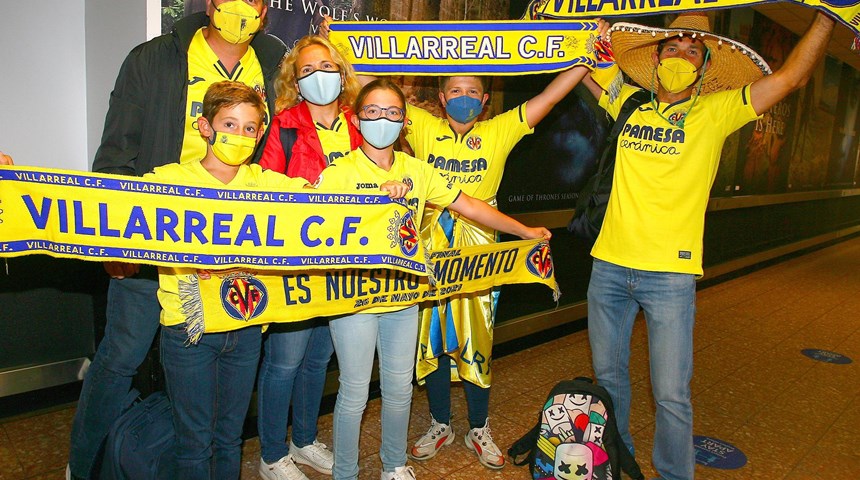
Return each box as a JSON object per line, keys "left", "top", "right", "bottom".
{"left": 406, "top": 69, "right": 590, "bottom": 469}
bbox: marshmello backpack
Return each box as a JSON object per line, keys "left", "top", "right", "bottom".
{"left": 508, "top": 377, "right": 643, "bottom": 480}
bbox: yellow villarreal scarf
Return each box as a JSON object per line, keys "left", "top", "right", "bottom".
{"left": 523, "top": 0, "right": 859, "bottom": 49}
{"left": 329, "top": 20, "right": 599, "bottom": 76}
{"left": 184, "top": 238, "right": 556, "bottom": 343}
{"left": 0, "top": 166, "right": 559, "bottom": 344}
{"left": 0, "top": 166, "right": 426, "bottom": 275}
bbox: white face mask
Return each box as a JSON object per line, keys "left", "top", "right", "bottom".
{"left": 297, "top": 70, "right": 342, "bottom": 106}
{"left": 359, "top": 118, "right": 403, "bottom": 149}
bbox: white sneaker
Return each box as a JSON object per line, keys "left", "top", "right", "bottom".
{"left": 464, "top": 418, "right": 506, "bottom": 469}
{"left": 381, "top": 465, "right": 417, "bottom": 480}
{"left": 408, "top": 418, "right": 454, "bottom": 460}
{"left": 258, "top": 455, "right": 309, "bottom": 480}
{"left": 289, "top": 439, "right": 333, "bottom": 475}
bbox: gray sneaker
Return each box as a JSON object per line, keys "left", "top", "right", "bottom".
{"left": 408, "top": 418, "right": 454, "bottom": 461}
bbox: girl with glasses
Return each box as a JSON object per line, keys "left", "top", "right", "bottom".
{"left": 313, "top": 78, "right": 551, "bottom": 480}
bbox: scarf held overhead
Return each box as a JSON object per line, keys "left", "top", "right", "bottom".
{"left": 329, "top": 20, "right": 599, "bottom": 75}
{"left": 0, "top": 166, "right": 426, "bottom": 275}
{"left": 523, "top": 0, "right": 860, "bottom": 49}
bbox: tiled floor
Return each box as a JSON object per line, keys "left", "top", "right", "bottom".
{"left": 3, "top": 237, "right": 860, "bottom": 479}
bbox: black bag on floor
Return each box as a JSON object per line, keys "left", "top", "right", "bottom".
{"left": 508, "top": 377, "right": 644, "bottom": 480}
{"left": 568, "top": 90, "right": 650, "bottom": 246}
{"left": 100, "top": 390, "right": 176, "bottom": 480}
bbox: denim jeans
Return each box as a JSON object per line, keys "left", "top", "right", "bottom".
{"left": 328, "top": 305, "right": 418, "bottom": 480}
{"left": 587, "top": 258, "right": 695, "bottom": 480}
{"left": 424, "top": 354, "right": 490, "bottom": 429}
{"left": 161, "top": 324, "right": 262, "bottom": 480}
{"left": 69, "top": 276, "right": 161, "bottom": 478}
{"left": 257, "top": 321, "right": 334, "bottom": 463}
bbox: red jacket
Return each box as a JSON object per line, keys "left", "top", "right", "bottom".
{"left": 259, "top": 101, "right": 363, "bottom": 182}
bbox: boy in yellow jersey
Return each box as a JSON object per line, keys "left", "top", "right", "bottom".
{"left": 580, "top": 13, "right": 835, "bottom": 480}
{"left": 69, "top": 3, "right": 287, "bottom": 478}
{"left": 406, "top": 68, "right": 590, "bottom": 469}
{"left": 151, "top": 81, "right": 304, "bottom": 479}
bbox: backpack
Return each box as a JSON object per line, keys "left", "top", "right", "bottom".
{"left": 508, "top": 377, "right": 644, "bottom": 480}
{"left": 568, "top": 90, "right": 650, "bottom": 246}
{"left": 100, "top": 390, "right": 177, "bottom": 480}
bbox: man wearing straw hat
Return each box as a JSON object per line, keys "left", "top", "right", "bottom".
{"left": 580, "top": 11, "right": 835, "bottom": 479}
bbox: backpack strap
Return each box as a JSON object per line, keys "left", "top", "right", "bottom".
{"left": 279, "top": 126, "right": 297, "bottom": 172}
{"left": 507, "top": 423, "right": 540, "bottom": 466}
{"left": 617, "top": 441, "right": 646, "bottom": 480}
{"left": 596, "top": 89, "right": 650, "bottom": 175}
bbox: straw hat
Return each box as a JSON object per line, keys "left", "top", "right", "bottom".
{"left": 608, "top": 13, "right": 772, "bottom": 95}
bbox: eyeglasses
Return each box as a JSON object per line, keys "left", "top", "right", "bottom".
{"left": 360, "top": 104, "right": 405, "bottom": 122}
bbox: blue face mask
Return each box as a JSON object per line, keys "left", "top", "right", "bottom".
{"left": 359, "top": 118, "right": 403, "bottom": 149}
{"left": 297, "top": 70, "right": 342, "bottom": 106}
{"left": 445, "top": 95, "right": 483, "bottom": 124}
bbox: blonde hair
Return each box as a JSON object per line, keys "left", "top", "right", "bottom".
{"left": 273, "top": 36, "right": 361, "bottom": 113}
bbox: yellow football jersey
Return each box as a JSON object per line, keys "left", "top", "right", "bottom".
{"left": 179, "top": 29, "right": 268, "bottom": 165}
{"left": 147, "top": 162, "right": 306, "bottom": 326}
{"left": 404, "top": 103, "right": 533, "bottom": 202}
{"left": 315, "top": 113, "right": 353, "bottom": 166}
{"left": 315, "top": 148, "right": 461, "bottom": 228}
{"left": 593, "top": 84, "right": 760, "bottom": 275}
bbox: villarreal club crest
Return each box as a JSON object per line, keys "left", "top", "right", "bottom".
{"left": 388, "top": 210, "right": 420, "bottom": 257}
{"left": 527, "top": 241, "right": 554, "bottom": 279}
{"left": 220, "top": 272, "right": 269, "bottom": 322}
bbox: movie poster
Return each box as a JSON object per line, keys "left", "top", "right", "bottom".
{"left": 788, "top": 56, "right": 839, "bottom": 190}
{"left": 163, "top": 0, "right": 384, "bottom": 47}
{"left": 733, "top": 13, "right": 798, "bottom": 195}
{"left": 498, "top": 80, "right": 605, "bottom": 214}
{"left": 825, "top": 65, "right": 860, "bottom": 188}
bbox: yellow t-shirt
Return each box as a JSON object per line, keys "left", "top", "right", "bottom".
{"left": 404, "top": 103, "right": 533, "bottom": 202}
{"left": 592, "top": 84, "right": 760, "bottom": 276}
{"left": 315, "top": 113, "right": 353, "bottom": 166}
{"left": 179, "top": 28, "right": 268, "bottom": 165}
{"left": 314, "top": 148, "right": 462, "bottom": 313}
{"left": 145, "top": 162, "right": 307, "bottom": 326}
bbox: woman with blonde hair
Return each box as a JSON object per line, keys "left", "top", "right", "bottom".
{"left": 256, "top": 35, "right": 364, "bottom": 480}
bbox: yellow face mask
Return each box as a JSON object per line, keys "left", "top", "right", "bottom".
{"left": 656, "top": 57, "right": 699, "bottom": 94}
{"left": 210, "top": 131, "right": 257, "bottom": 166}
{"left": 211, "top": 1, "right": 262, "bottom": 45}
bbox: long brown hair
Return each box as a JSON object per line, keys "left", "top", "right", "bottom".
{"left": 273, "top": 36, "right": 361, "bottom": 113}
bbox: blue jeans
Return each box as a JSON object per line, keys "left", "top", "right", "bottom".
{"left": 69, "top": 276, "right": 161, "bottom": 478}
{"left": 257, "top": 321, "right": 334, "bottom": 463}
{"left": 424, "top": 354, "right": 490, "bottom": 429}
{"left": 587, "top": 258, "right": 695, "bottom": 480}
{"left": 329, "top": 305, "right": 418, "bottom": 480}
{"left": 161, "top": 324, "right": 262, "bottom": 480}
